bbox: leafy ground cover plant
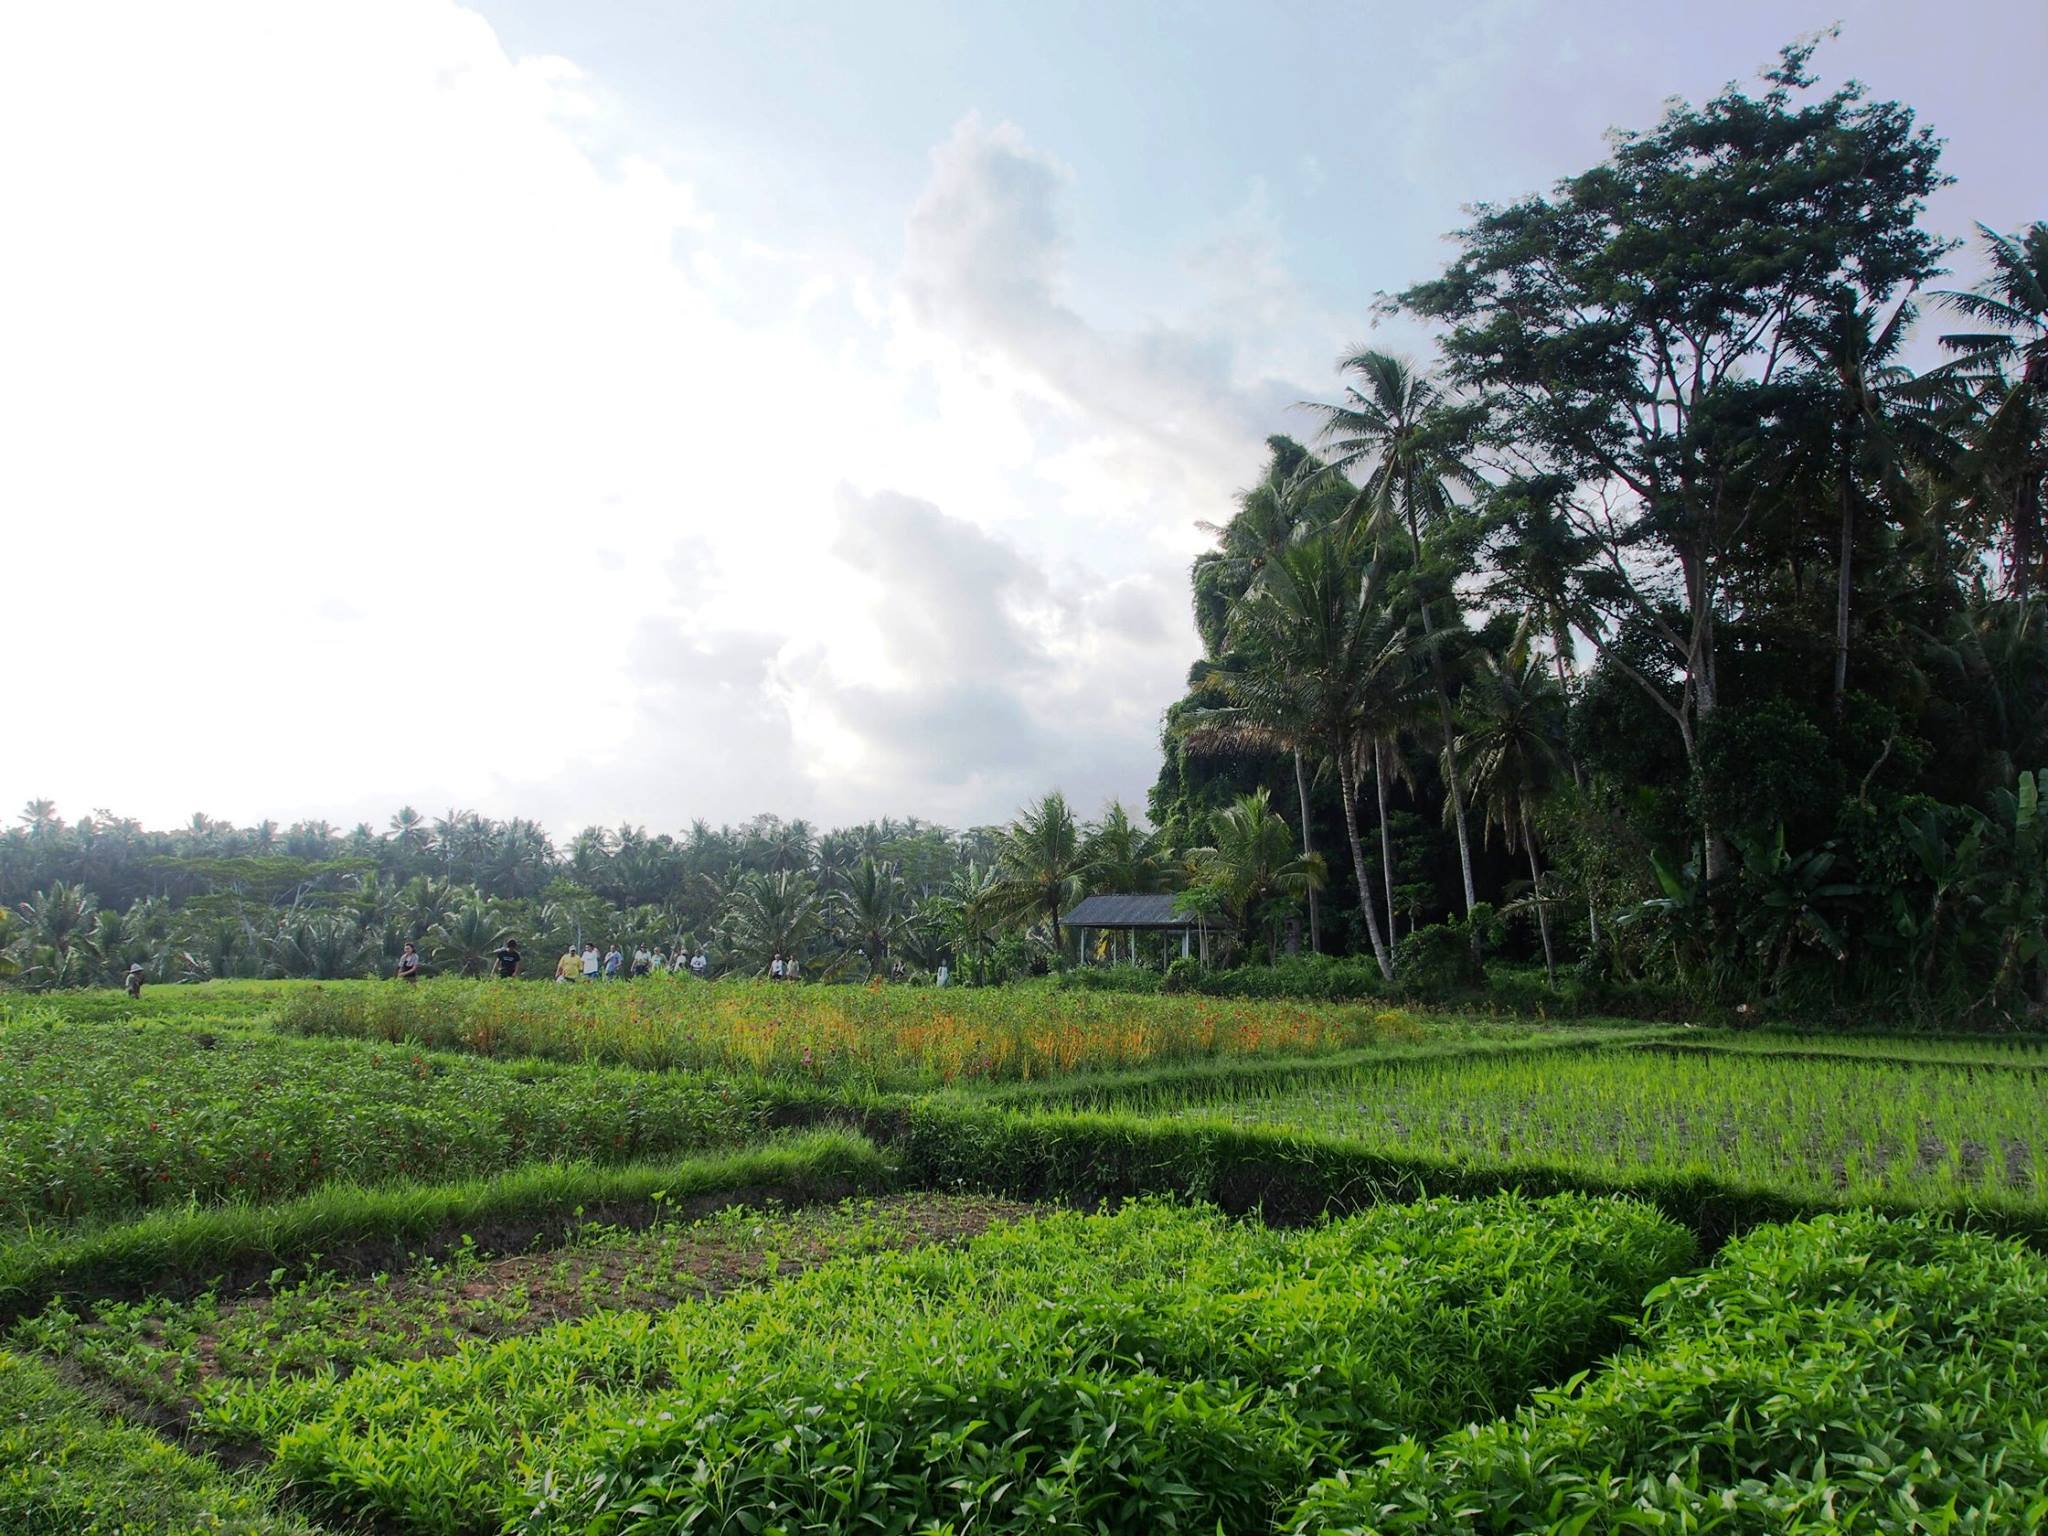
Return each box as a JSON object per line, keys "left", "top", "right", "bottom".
{"left": 272, "top": 975, "right": 1416, "bottom": 1086}
{"left": 0, "top": 1016, "right": 774, "bottom": 1227}
{"left": 0, "top": 1346, "right": 318, "bottom": 1535}
{"left": 19, "top": 1191, "right": 1035, "bottom": 1432}
{"left": 235, "top": 1193, "right": 1690, "bottom": 1533}
{"left": 0, "top": 1130, "right": 891, "bottom": 1326}
{"left": 1290, "top": 1210, "right": 2048, "bottom": 1533}
{"left": 1159, "top": 1047, "right": 2048, "bottom": 1206}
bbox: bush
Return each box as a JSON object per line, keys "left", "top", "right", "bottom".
{"left": 1290, "top": 1211, "right": 2048, "bottom": 1533}
{"left": 246, "top": 1195, "right": 1691, "bottom": 1533}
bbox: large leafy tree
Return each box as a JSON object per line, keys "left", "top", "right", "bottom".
{"left": 1401, "top": 42, "right": 1947, "bottom": 875}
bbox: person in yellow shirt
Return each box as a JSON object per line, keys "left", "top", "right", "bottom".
{"left": 555, "top": 947, "right": 580, "bottom": 984}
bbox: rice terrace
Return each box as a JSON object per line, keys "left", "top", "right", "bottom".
{"left": 7, "top": 4, "right": 2048, "bottom": 1534}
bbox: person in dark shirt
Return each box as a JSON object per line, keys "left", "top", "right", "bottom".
{"left": 492, "top": 938, "right": 522, "bottom": 978}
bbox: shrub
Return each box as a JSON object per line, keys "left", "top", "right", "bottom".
{"left": 1290, "top": 1211, "right": 2048, "bottom": 1533}
{"left": 247, "top": 1195, "right": 1691, "bottom": 1533}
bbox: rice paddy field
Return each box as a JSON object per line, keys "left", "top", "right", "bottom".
{"left": 4, "top": 979, "right": 2048, "bottom": 1532}
{"left": 1147, "top": 1044, "right": 2048, "bottom": 1207}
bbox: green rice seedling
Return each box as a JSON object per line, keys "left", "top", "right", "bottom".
{"left": 236, "top": 1193, "right": 1691, "bottom": 1534}
{"left": 1155, "top": 1048, "right": 2048, "bottom": 1210}
{"left": 1290, "top": 1210, "right": 2048, "bottom": 1533}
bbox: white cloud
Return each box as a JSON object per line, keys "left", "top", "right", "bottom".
{"left": 0, "top": 3, "right": 1314, "bottom": 837}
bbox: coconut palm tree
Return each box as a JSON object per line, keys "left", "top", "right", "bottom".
{"left": 1308, "top": 350, "right": 1484, "bottom": 917}
{"left": 1456, "top": 629, "right": 1570, "bottom": 985}
{"left": 1935, "top": 223, "right": 2048, "bottom": 597}
{"left": 426, "top": 900, "right": 511, "bottom": 978}
{"left": 1083, "top": 802, "right": 1169, "bottom": 894}
{"left": 836, "top": 856, "right": 909, "bottom": 977}
{"left": 1184, "top": 789, "right": 1326, "bottom": 962}
{"left": 990, "top": 792, "right": 1095, "bottom": 953}
{"left": 1217, "top": 526, "right": 1423, "bottom": 979}
{"left": 720, "top": 870, "right": 826, "bottom": 973}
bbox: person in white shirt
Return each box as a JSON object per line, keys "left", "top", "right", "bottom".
{"left": 769, "top": 953, "right": 785, "bottom": 980}
{"left": 691, "top": 951, "right": 707, "bottom": 977}
{"left": 785, "top": 954, "right": 800, "bottom": 982}
{"left": 581, "top": 943, "right": 601, "bottom": 981}
{"left": 936, "top": 963, "right": 949, "bottom": 988}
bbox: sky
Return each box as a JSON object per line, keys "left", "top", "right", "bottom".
{"left": 4, "top": 1, "right": 2044, "bottom": 841}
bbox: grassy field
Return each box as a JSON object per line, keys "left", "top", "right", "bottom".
{"left": 4, "top": 977, "right": 2046, "bottom": 1532}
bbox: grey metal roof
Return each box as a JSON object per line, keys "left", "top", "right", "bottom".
{"left": 1062, "top": 893, "right": 1191, "bottom": 929}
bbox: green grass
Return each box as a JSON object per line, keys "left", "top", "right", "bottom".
{"left": 0, "top": 1015, "right": 781, "bottom": 1228}
{"left": 1290, "top": 1211, "right": 2048, "bottom": 1533}
{"left": 233, "top": 1192, "right": 1689, "bottom": 1534}
{"left": 0, "top": 1130, "right": 892, "bottom": 1324}
{"left": 1147, "top": 1047, "right": 2048, "bottom": 1209}
{"left": 0, "top": 1346, "right": 316, "bottom": 1534}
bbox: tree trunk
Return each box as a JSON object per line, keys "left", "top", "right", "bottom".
{"left": 1294, "top": 749, "right": 1320, "bottom": 953}
{"left": 1374, "top": 739, "right": 1398, "bottom": 951}
{"left": 1833, "top": 472, "right": 1853, "bottom": 717}
{"left": 1406, "top": 513, "right": 1479, "bottom": 914}
{"left": 1551, "top": 638, "right": 1600, "bottom": 952}
{"left": 1338, "top": 750, "right": 1396, "bottom": 981}
{"left": 1522, "top": 806, "right": 1556, "bottom": 988}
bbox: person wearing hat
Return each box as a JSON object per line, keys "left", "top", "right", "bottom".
{"left": 124, "top": 962, "right": 144, "bottom": 999}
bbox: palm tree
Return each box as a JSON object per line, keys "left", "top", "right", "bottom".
{"left": 1308, "top": 350, "right": 1484, "bottom": 917}
{"left": 927, "top": 861, "right": 1003, "bottom": 983}
{"left": 1788, "top": 291, "right": 1954, "bottom": 713}
{"left": 1457, "top": 631, "right": 1570, "bottom": 985}
{"left": 720, "top": 870, "right": 826, "bottom": 972}
{"left": 1082, "top": 802, "right": 1169, "bottom": 894}
{"left": 426, "top": 901, "right": 510, "bottom": 978}
{"left": 991, "top": 792, "right": 1095, "bottom": 952}
{"left": 1185, "top": 789, "right": 1326, "bottom": 962}
{"left": 387, "top": 805, "right": 429, "bottom": 852}
{"left": 1218, "top": 527, "right": 1422, "bottom": 979}
{"left": 836, "top": 857, "right": 909, "bottom": 977}
{"left": 1935, "top": 223, "right": 2048, "bottom": 597}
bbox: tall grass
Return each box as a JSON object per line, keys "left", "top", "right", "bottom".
{"left": 273, "top": 976, "right": 1422, "bottom": 1086}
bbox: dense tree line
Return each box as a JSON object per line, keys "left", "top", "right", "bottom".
{"left": 1153, "top": 45, "right": 2048, "bottom": 1020}
{"left": 0, "top": 800, "right": 1167, "bottom": 987}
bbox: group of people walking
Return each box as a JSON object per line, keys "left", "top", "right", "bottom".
{"left": 553, "top": 942, "right": 709, "bottom": 983}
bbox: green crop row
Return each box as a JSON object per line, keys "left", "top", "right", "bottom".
{"left": 0, "top": 1346, "right": 317, "bottom": 1535}
{"left": 1142, "top": 1048, "right": 2048, "bottom": 1209}
{"left": 0, "top": 1130, "right": 890, "bottom": 1324}
{"left": 0, "top": 1016, "right": 778, "bottom": 1228}
{"left": 896, "top": 1101, "right": 2048, "bottom": 1245}
{"left": 236, "top": 1193, "right": 1690, "bottom": 1534}
{"left": 1291, "top": 1210, "right": 2048, "bottom": 1533}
